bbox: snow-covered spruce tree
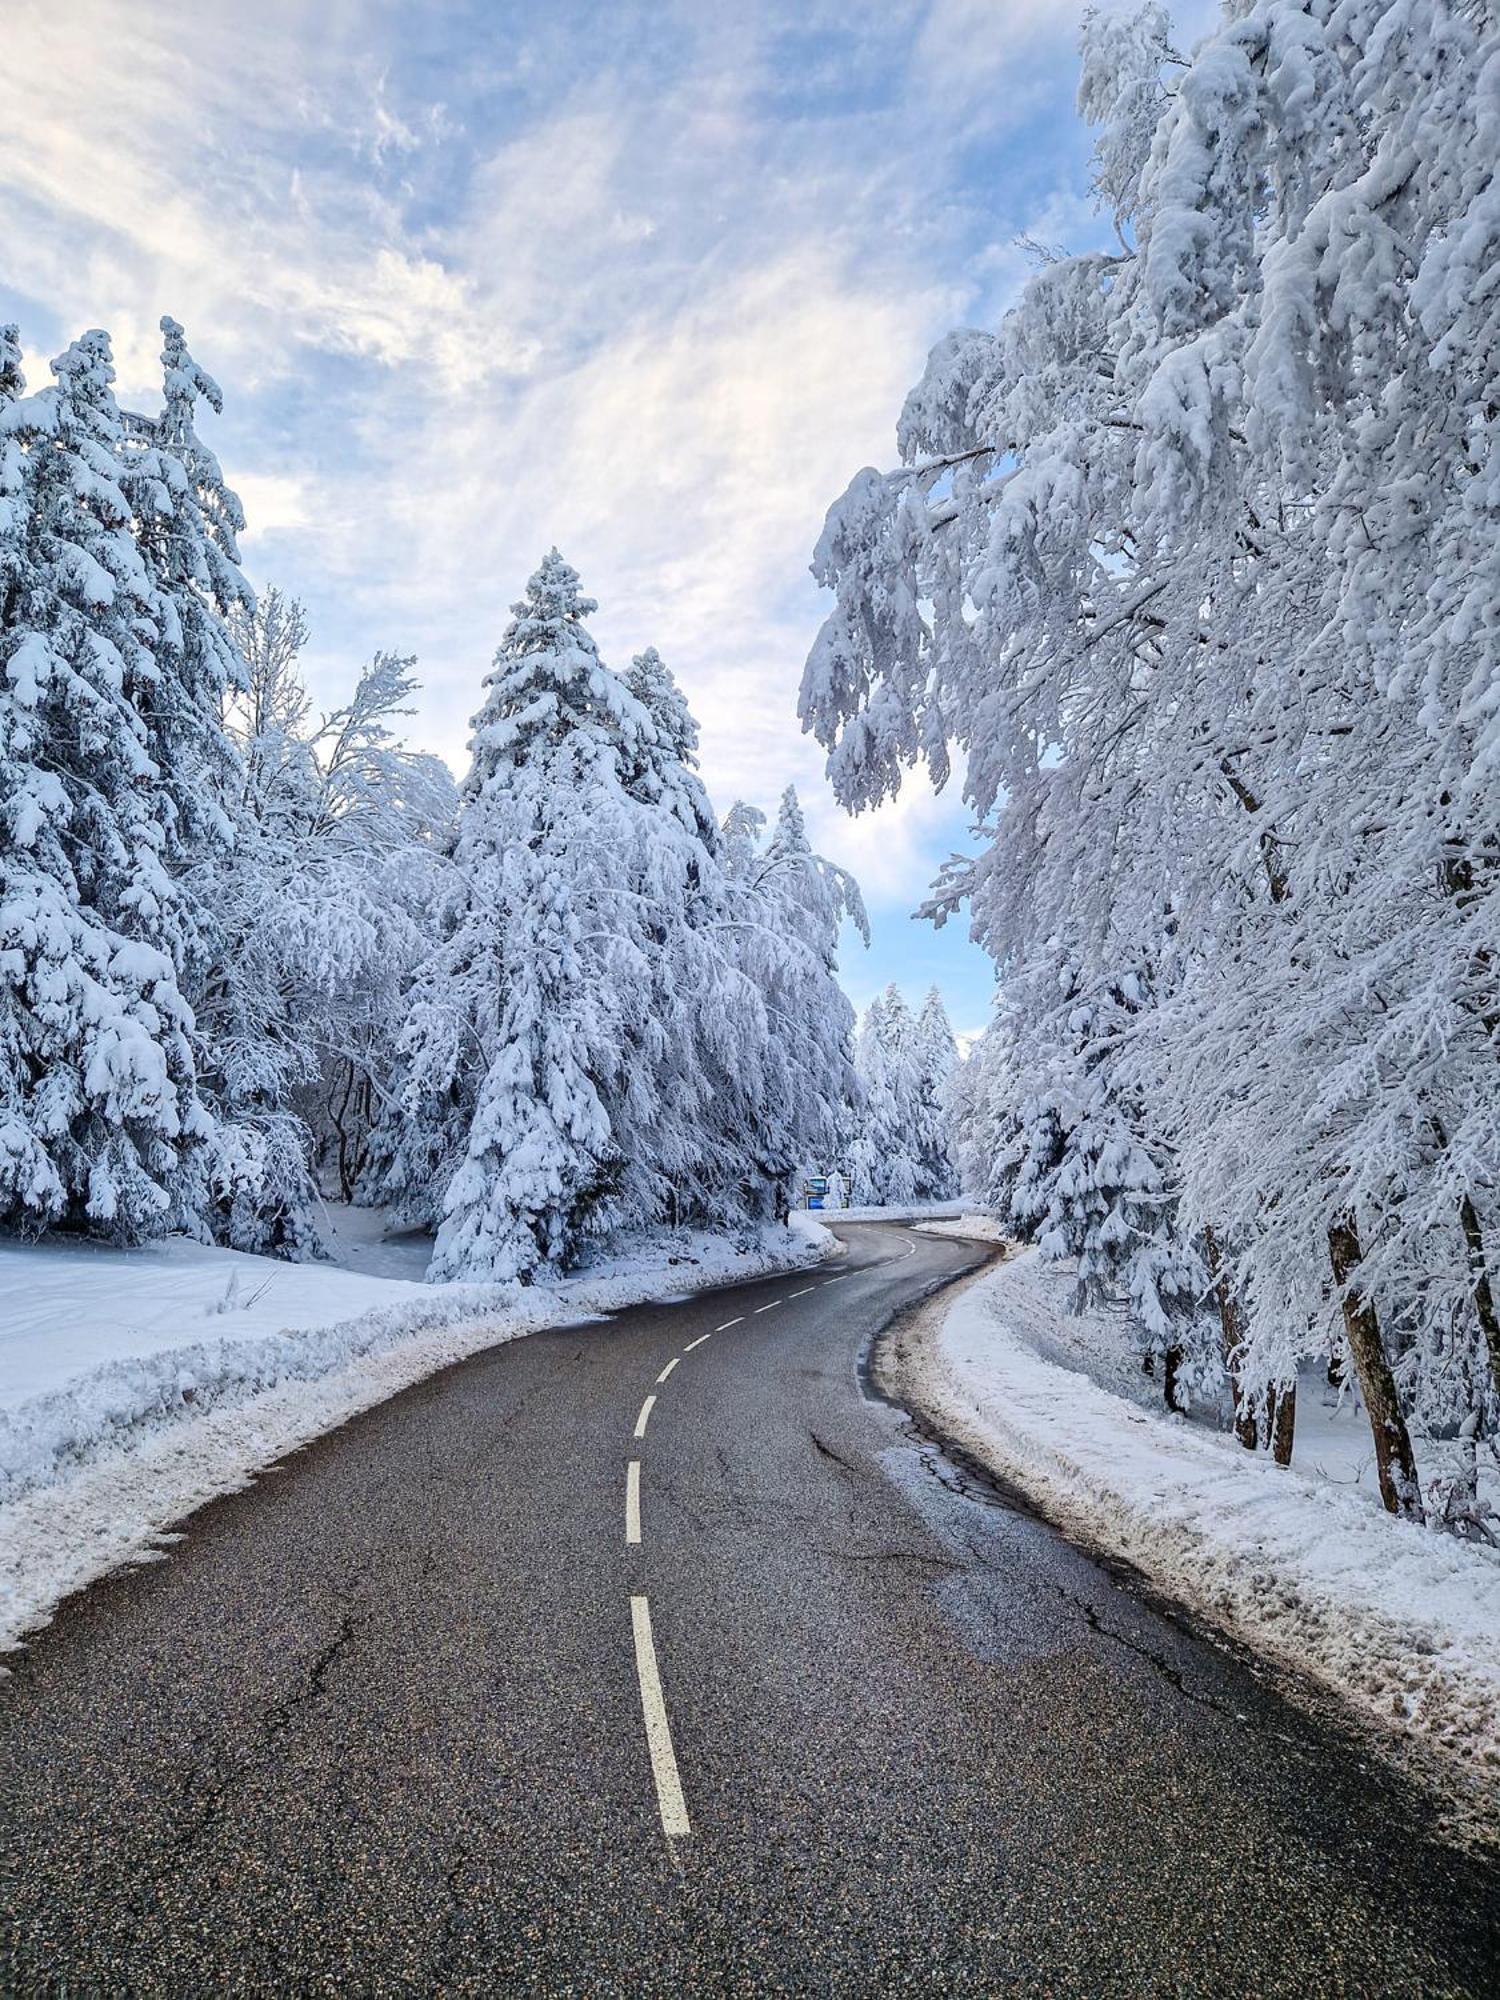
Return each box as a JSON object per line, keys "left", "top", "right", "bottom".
{"left": 367, "top": 552, "right": 618, "bottom": 1265}
{"left": 722, "top": 786, "right": 866, "bottom": 1212}
{"left": 427, "top": 837, "right": 617, "bottom": 1284}
{"left": 944, "top": 1013, "right": 1025, "bottom": 1215}
{"left": 849, "top": 987, "right": 921, "bottom": 1205}
{"left": 914, "top": 986, "right": 960, "bottom": 1198}
{"left": 799, "top": 2, "right": 1500, "bottom": 1512}
{"left": 1011, "top": 949, "right": 1216, "bottom": 1415}
{"left": 134, "top": 318, "right": 251, "bottom": 856}
{"left": 623, "top": 645, "right": 720, "bottom": 849}
{"left": 845, "top": 990, "right": 893, "bottom": 1205}
{"left": 846, "top": 983, "right": 958, "bottom": 1206}
{"left": 128, "top": 319, "right": 338, "bottom": 1254}
{"left": 376, "top": 553, "right": 662, "bottom": 1279}
{"left": 0, "top": 327, "right": 235, "bottom": 1242}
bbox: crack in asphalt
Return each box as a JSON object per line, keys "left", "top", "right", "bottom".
{"left": 809, "top": 1430, "right": 859, "bottom": 1477}
{"left": 162, "top": 1608, "right": 363, "bottom": 1870}
{"left": 265, "top": 1610, "right": 359, "bottom": 1732}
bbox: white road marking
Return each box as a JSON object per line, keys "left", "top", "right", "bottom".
{"left": 715, "top": 1317, "right": 743, "bottom": 1332}
{"left": 625, "top": 1460, "right": 642, "bottom": 1544}
{"left": 634, "top": 1394, "right": 656, "bottom": 1438}
{"left": 788, "top": 1287, "right": 815, "bottom": 1299}
{"left": 905, "top": 1241, "right": 917, "bottom": 1258}
{"left": 631, "top": 1596, "right": 690, "bottom": 1838}
{"left": 656, "top": 1357, "right": 679, "bottom": 1383}
{"left": 822, "top": 1276, "right": 848, "bottom": 1285}
{"left": 684, "top": 1332, "right": 711, "bottom": 1352}
{"left": 753, "top": 1300, "right": 782, "bottom": 1313}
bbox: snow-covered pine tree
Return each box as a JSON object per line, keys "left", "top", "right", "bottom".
{"left": 738, "top": 786, "right": 866, "bottom": 1210}
{"left": 380, "top": 551, "right": 645, "bottom": 1278}
{"left": 623, "top": 645, "right": 719, "bottom": 848}
{"left": 914, "top": 986, "right": 960, "bottom": 1198}
{"left": 849, "top": 985, "right": 925, "bottom": 1206}
{"left": 427, "top": 839, "right": 617, "bottom": 1283}
{"left": 0, "top": 328, "right": 223, "bottom": 1241}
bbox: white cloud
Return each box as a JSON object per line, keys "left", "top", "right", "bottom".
{"left": 1, "top": 0, "right": 1101, "bottom": 975}
{"left": 233, "top": 471, "right": 316, "bottom": 541}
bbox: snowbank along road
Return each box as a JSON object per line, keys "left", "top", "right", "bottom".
{"left": 3, "top": 1222, "right": 1499, "bottom": 1994}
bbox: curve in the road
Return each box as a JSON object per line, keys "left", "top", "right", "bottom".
{"left": 2, "top": 1221, "right": 1499, "bottom": 1997}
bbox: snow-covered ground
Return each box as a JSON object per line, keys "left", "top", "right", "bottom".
{"left": 895, "top": 1246, "right": 1500, "bottom": 1829}
{"left": 811, "top": 1201, "right": 966, "bottom": 1224}
{"left": 913, "top": 1213, "right": 1008, "bottom": 1243}
{"left": 0, "top": 1209, "right": 833, "bottom": 1657}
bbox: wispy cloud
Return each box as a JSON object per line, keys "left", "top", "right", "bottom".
{"left": 2, "top": 0, "right": 1122, "bottom": 1018}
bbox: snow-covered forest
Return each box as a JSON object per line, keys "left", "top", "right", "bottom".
{"left": 802, "top": 0, "right": 1500, "bottom": 1532}
{"left": 846, "top": 984, "right": 960, "bottom": 1206}
{"left": 0, "top": 320, "right": 868, "bottom": 1284}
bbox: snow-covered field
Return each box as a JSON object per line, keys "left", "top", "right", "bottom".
{"left": 0, "top": 1210, "right": 833, "bottom": 1657}
{"left": 896, "top": 1246, "right": 1500, "bottom": 1828}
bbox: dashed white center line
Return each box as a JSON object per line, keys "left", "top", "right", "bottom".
{"left": 631, "top": 1596, "right": 690, "bottom": 1839}
{"left": 753, "top": 1299, "right": 783, "bottom": 1313}
{"left": 788, "top": 1287, "right": 815, "bottom": 1299}
{"left": 715, "top": 1316, "right": 743, "bottom": 1332}
{"left": 684, "top": 1332, "right": 711, "bottom": 1352}
{"left": 656, "top": 1357, "right": 679, "bottom": 1383}
{"left": 822, "top": 1275, "right": 848, "bottom": 1285}
{"left": 634, "top": 1394, "right": 657, "bottom": 1438}
{"left": 625, "top": 1460, "right": 641, "bottom": 1545}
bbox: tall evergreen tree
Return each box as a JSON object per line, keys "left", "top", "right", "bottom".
{"left": 914, "top": 986, "right": 960, "bottom": 1197}
{"left": 0, "top": 329, "right": 223, "bottom": 1241}
{"left": 379, "top": 551, "right": 645, "bottom": 1277}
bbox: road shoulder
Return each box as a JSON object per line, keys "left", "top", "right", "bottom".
{"left": 877, "top": 1247, "right": 1500, "bottom": 1849}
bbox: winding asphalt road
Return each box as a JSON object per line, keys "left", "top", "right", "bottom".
{"left": 3, "top": 1221, "right": 1500, "bottom": 1995}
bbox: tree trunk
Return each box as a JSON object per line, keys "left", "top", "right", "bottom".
{"left": 1268, "top": 1380, "right": 1296, "bottom": 1467}
{"left": 1162, "top": 1343, "right": 1184, "bottom": 1415}
{"left": 331, "top": 1060, "right": 357, "bottom": 1201}
{"left": 1460, "top": 1192, "right": 1500, "bottom": 1405}
{"left": 1203, "top": 1223, "right": 1261, "bottom": 1451}
{"left": 1327, "top": 1219, "right": 1423, "bottom": 1521}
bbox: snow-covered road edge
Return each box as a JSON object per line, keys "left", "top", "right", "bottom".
{"left": 0, "top": 1217, "right": 834, "bottom": 1658}
{"left": 890, "top": 1248, "right": 1500, "bottom": 1828}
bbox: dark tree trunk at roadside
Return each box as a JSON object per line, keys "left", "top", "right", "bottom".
{"left": 1203, "top": 1223, "right": 1261, "bottom": 1451}
{"left": 1460, "top": 1192, "right": 1500, "bottom": 1405}
{"left": 1327, "top": 1219, "right": 1423, "bottom": 1521}
{"left": 1269, "top": 1380, "right": 1296, "bottom": 1466}
{"left": 1162, "top": 1343, "right": 1184, "bottom": 1415}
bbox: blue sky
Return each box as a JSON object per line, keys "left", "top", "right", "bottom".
{"left": 0, "top": 0, "right": 1198, "bottom": 1037}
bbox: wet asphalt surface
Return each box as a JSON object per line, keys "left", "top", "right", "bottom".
{"left": 3, "top": 1221, "right": 1500, "bottom": 1997}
